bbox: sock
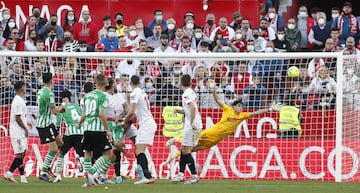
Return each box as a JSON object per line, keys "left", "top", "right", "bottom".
{"left": 18, "top": 158, "right": 24, "bottom": 175}
{"left": 42, "top": 150, "right": 56, "bottom": 172}
{"left": 9, "top": 157, "right": 21, "bottom": 173}
{"left": 135, "top": 165, "right": 145, "bottom": 179}
{"left": 184, "top": 153, "right": 197, "bottom": 175}
{"left": 179, "top": 152, "right": 186, "bottom": 173}
{"left": 89, "top": 156, "right": 108, "bottom": 175}
{"left": 84, "top": 157, "right": 92, "bottom": 172}
{"left": 56, "top": 154, "right": 65, "bottom": 175}
{"left": 136, "top": 153, "right": 152, "bottom": 179}
{"left": 114, "top": 150, "right": 121, "bottom": 176}
{"left": 97, "top": 159, "right": 115, "bottom": 177}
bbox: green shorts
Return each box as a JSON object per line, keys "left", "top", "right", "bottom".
{"left": 107, "top": 121, "right": 125, "bottom": 142}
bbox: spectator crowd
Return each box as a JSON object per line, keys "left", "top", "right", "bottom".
{"left": 0, "top": 2, "right": 359, "bottom": 110}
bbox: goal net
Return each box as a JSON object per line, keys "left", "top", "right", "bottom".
{"left": 0, "top": 51, "right": 355, "bottom": 182}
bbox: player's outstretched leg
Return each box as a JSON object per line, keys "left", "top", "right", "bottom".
{"left": 134, "top": 153, "right": 154, "bottom": 184}
{"left": 54, "top": 154, "right": 64, "bottom": 183}
{"left": 3, "top": 157, "right": 22, "bottom": 183}
{"left": 113, "top": 150, "right": 122, "bottom": 184}
{"left": 39, "top": 150, "right": 57, "bottom": 182}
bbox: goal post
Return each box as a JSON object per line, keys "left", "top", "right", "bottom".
{"left": 0, "top": 51, "right": 355, "bottom": 182}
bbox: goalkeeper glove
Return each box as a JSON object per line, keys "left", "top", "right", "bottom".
{"left": 269, "top": 102, "right": 283, "bottom": 112}
{"left": 207, "top": 79, "right": 216, "bottom": 92}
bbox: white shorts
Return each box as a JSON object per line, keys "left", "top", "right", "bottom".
{"left": 11, "top": 137, "right": 28, "bottom": 154}
{"left": 135, "top": 121, "right": 156, "bottom": 145}
{"left": 124, "top": 124, "right": 137, "bottom": 141}
{"left": 181, "top": 127, "right": 201, "bottom": 147}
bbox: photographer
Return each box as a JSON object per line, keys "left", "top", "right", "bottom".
{"left": 308, "top": 65, "right": 336, "bottom": 109}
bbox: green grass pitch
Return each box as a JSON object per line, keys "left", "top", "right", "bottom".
{"left": 1, "top": 177, "right": 359, "bottom": 193}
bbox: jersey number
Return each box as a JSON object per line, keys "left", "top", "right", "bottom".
{"left": 70, "top": 109, "right": 81, "bottom": 121}
{"left": 85, "top": 99, "right": 96, "bottom": 116}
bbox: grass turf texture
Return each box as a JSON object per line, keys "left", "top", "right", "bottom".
{"left": 1, "top": 177, "right": 359, "bottom": 193}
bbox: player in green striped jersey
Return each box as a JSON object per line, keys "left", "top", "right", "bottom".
{"left": 78, "top": 74, "right": 116, "bottom": 187}
{"left": 53, "top": 90, "right": 84, "bottom": 183}
{"left": 36, "top": 73, "right": 69, "bottom": 182}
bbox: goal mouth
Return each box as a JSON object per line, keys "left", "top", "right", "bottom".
{"left": 0, "top": 51, "right": 357, "bottom": 182}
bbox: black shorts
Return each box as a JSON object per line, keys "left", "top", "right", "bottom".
{"left": 60, "top": 135, "right": 84, "bottom": 156}
{"left": 37, "top": 124, "right": 59, "bottom": 144}
{"left": 82, "top": 131, "right": 112, "bottom": 154}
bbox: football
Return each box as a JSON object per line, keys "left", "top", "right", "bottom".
{"left": 287, "top": 66, "right": 300, "bottom": 78}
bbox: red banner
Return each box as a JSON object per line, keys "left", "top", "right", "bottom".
{"left": 3, "top": 0, "right": 259, "bottom": 32}
{"left": 1, "top": 137, "right": 360, "bottom": 181}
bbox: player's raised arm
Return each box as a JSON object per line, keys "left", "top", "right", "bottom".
{"left": 208, "top": 79, "right": 224, "bottom": 107}
{"left": 250, "top": 102, "right": 283, "bottom": 117}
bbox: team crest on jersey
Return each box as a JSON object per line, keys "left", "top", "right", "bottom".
{"left": 103, "top": 100, "right": 108, "bottom": 107}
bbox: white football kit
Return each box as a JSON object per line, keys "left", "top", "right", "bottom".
{"left": 10, "top": 95, "right": 28, "bottom": 154}
{"left": 130, "top": 88, "right": 156, "bottom": 145}
{"left": 181, "top": 88, "right": 202, "bottom": 146}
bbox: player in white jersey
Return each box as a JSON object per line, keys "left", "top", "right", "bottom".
{"left": 101, "top": 77, "right": 130, "bottom": 184}
{"left": 172, "top": 74, "right": 202, "bottom": 184}
{"left": 123, "top": 75, "right": 156, "bottom": 184}
{"left": 3, "top": 81, "right": 29, "bottom": 183}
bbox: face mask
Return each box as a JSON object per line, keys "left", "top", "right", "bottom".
{"left": 331, "top": 14, "right": 339, "bottom": 20}
{"left": 203, "top": 4, "right": 208, "bottom": 11}
{"left": 247, "top": 45, "right": 254, "bottom": 51}
{"left": 129, "top": 30, "right": 137, "bottom": 37}
{"left": 64, "top": 36, "right": 71, "bottom": 42}
{"left": 195, "top": 32, "right": 202, "bottom": 39}
{"left": 207, "top": 20, "right": 214, "bottom": 25}
{"left": 287, "top": 24, "right": 295, "bottom": 30}
{"left": 116, "top": 19, "right": 123, "bottom": 25}
{"left": 186, "top": 23, "right": 194, "bottom": 29}
{"left": 174, "top": 70, "right": 181, "bottom": 74}
{"left": 155, "top": 31, "right": 160, "bottom": 37}
{"left": 277, "top": 34, "right": 284, "bottom": 40}
{"left": 155, "top": 15, "right": 163, "bottom": 21}
{"left": 50, "top": 34, "right": 56, "bottom": 39}
{"left": 108, "top": 32, "right": 117, "bottom": 37}
{"left": 299, "top": 12, "right": 307, "bottom": 18}
{"left": 67, "top": 15, "right": 74, "bottom": 21}
{"left": 265, "top": 47, "right": 273, "bottom": 52}
{"left": 317, "top": 18, "right": 325, "bottom": 25}
{"left": 167, "top": 24, "right": 175, "bottom": 30}
{"left": 51, "top": 21, "right": 57, "bottom": 26}
{"left": 253, "top": 34, "right": 259, "bottom": 39}
{"left": 3, "top": 14, "right": 10, "bottom": 20}
{"left": 145, "top": 82, "right": 153, "bottom": 89}
{"left": 269, "top": 13, "right": 276, "bottom": 19}
{"left": 33, "top": 12, "right": 40, "bottom": 18}
{"left": 8, "top": 22, "right": 15, "bottom": 28}
{"left": 235, "top": 33, "right": 242, "bottom": 39}
{"left": 79, "top": 47, "right": 87, "bottom": 52}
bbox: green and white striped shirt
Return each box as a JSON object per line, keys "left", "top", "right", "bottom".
{"left": 36, "top": 87, "right": 55, "bottom": 128}
{"left": 56, "top": 103, "right": 84, "bottom": 136}
{"left": 82, "top": 90, "right": 109, "bottom": 132}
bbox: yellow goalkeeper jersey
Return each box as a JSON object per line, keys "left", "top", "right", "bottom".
{"left": 208, "top": 104, "right": 251, "bottom": 139}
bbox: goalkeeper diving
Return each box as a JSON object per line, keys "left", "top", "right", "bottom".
{"left": 165, "top": 79, "right": 283, "bottom": 164}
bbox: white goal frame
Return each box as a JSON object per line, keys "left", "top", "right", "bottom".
{"left": 0, "top": 51, "right": 345, "bottom": 182}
